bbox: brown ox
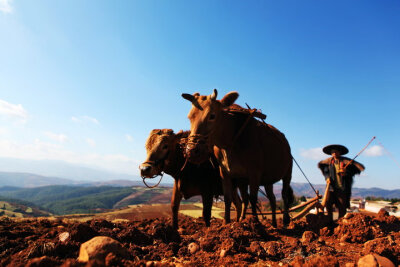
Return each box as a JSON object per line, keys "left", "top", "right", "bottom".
{"left": 139, "top": 129, "right": 242, "bottom": 229}
{"left": 182, "top": 90, "right": 294, "bottom": 226}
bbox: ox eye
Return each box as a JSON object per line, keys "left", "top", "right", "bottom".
{"left": 209, "top": 113, "right": 216, "bottom": 120}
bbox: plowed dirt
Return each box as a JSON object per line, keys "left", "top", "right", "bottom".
{"left": 1, "top": 209, "right": 399, "bottom": 266}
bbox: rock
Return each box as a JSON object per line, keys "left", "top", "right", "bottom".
{"left": 358, "top": 254, "right": 395, "bottom": 267}
{"left": 78, "top": 236, "right": 130, "bottom": 263}
{"left": 188, "top": 242, "right": 199, "bottom": 254}
{"left": 320, "top": 226, "right": 330, "bottom": 236}
{"left": 58, "top": 232, "right": 70, "bottom": 243}
{"left": 363, "top": 236, "right": 399, "bottom": 263}
{"left": 301, "top": 231, "right": 317, "bottom": 243}
{"left": 373, "top": 254, "right": 395, "bottom": 267}
{"left": 220, "top": 249, "right": 227, "bottom": 258}
{"left": 378, "top": 208, "right": 390, "bottom": 218}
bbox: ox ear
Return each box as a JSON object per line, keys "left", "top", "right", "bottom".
{"left": 220, "top": 91, "right": 239, "bottom": 107}
{"left": 182, "top": 93, "right": 195, "bottom": 103}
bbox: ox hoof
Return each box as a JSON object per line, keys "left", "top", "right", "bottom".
{"left": 283, "top": 214, "right": 290, "bottom": 226}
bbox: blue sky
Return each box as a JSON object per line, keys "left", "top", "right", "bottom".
{"left": 0, "top": 0, "right": 399, "bottom": 189}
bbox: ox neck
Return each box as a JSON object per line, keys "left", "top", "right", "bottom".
{"left": 163, "top": 140, "right": 186, "bottom": 177}
{"left": 212, "top": 111, "right": 238, "bottom": 150}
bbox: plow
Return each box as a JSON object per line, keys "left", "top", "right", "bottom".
{"left": 246, "top": 181, "right": 331, "bottom": 221}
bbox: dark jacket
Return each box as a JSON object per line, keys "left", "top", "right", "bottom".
{"left": 318, "top": 156, "right": 365, "bottom": 192}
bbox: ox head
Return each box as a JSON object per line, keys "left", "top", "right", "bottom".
{"left": 181, "top": 89, "right": 239, "bottom": 164}
{"left": 139, "top": 129, "right": 175, "bottom": 178}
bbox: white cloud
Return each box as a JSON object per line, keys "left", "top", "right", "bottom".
{"left": 0, "top": 99, "right": 28, "bottom": 123}
{"left": 71, "top": 115, "right": 99, "bottom": 125}
{"left": 0, "top": 138, "right": 140, "bottom": 175}
{"left": 125, "top": 134, "right": 133, "bottom": 142}
{"left": 300, "top": 147, "right": 325, "bottom": 161}
{"left": 363, "top": 145, "right": 384, "bottom": 157}
{"left": 0, "top": 0, "right": 13, "bottom": 14}
{"left": 0, "top": 127, "right": 7, "bottom": 135}
{"left": 86, "top": 138, "right": 96, "bottom": 147}
{"left": 43, "top": 131, "right": 68, "bottom": 143}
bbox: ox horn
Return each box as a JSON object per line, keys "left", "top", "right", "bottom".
{"left": 210, "top": 89, "right": 218, "bottom": 101}
{"left": 182, "top": 93, "right": 195, "bottom": 103}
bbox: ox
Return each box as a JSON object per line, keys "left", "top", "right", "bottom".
{"left": 182, "top": 90, "right": 294, "bottom": 226}
{"left": 139, "top": 129, "right": 242, "bottom": 229}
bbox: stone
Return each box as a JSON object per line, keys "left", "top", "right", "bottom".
{"left": 188, "top": 242, "right": 199, "bottom": 254}
{"left": 301, "top": 231, "right": 317, "bottom": 243}
{"left": 220, "top": 249, "right": 227, "bottom": 258}
{"left": 78, "top": 236, "right": 130, "bottom": 263}
{"left": 58, "top": 232, "right": 70, "bottom": 243}
{"left": 373, "top": 254, "right": 395, "bottom": 267}
{"left": 357, "top": 254, "right": 395, "bottom": 267}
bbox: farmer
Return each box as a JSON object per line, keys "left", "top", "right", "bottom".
{"left": 318, "top": 144, "right": 365, "bottom": 222}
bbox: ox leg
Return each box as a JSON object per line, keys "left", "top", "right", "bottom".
{"left": 238, "top": 182, "right": 249, "bottom": 221}
{"left": 220, "top": 169, "right": 232, "bottom": 224}
{"left": 201, "top": 194, "right": 213, "bottom": 227}
{"left": 265, "top": 184, "right": 277, "bottom": 228}
{"left": 232, "top": 183, "right": 243, "bottom": 222}
{"left": 171, "top": 181, "right": 183, "bottom": 229}
{"left": 282, "top": 183, "right": 294, "bottom": 226}
{"left": 249, "top": 182, "right": 260, "bottom": 221}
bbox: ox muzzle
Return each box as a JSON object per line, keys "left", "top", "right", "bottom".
{"left": 139, "top": 158, "right": 165, "bottom": 178}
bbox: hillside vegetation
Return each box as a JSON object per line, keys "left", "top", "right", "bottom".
{"left": 0, "top": 185, "right": 179, "bottom": 215}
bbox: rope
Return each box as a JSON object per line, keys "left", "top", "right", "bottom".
{"left": 292, "top": 157, "right": 318, "bottom": 196}
{"left": 344, "top": 136, "right": 376, "bottom": 169}
{"left": 142, "top": 172, "right": 164, "bottom": 188}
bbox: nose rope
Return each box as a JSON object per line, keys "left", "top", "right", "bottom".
{"left": 142, "top": 172, "right": 164, "bottom": 188}
{"left": 140, "top": 151, "right": 170, "bottom": 188}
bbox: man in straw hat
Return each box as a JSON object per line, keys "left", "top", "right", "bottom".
{"left": 318, "top": 144, "right": 365, "bottom": 223}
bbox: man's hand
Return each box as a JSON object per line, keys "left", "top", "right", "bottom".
{"left": 326, "top": 178, "right": 331, "bottom": 184}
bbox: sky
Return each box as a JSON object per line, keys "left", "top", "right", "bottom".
{"left": 0, "top": 0, "right": 399, "bottom": 189}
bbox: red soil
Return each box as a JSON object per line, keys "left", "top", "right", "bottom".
{"left": 0, "top": 209, "right": 399, "bottom": 266}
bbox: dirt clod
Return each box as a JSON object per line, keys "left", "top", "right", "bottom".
{"left": 1, "top": 211, "right": 400, "bottom": 266}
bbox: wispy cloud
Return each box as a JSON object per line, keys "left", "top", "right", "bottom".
{"left": 43, "top": 131, "right": 68, "bottom": 143}
{"left": 86, "top": 138, "right": 96, "bottom": 147}
{"left": 300, "top": 147, "right": 326, "bottom": 161}
{"left": 0, "top": 0, "right": 13, "bottom": 14}
{"left": 0, "top": 127, "right": 7, "bottom": 135}
{"left": 0, "top": 139, "right": 140, "bottom": 174}
{"left": 125, "top": 134, "right": 133, "bottom": 142}
{"left": 0, "top": 99, "right": 28, "bottom": 123}
{"left": 363, "top": 145, "right": 384, "bottom": 157}
{"left": 71, "top": 115, "right": 99, "bottom": 125}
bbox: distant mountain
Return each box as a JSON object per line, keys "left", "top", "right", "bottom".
{"left": 0, "top": 172, "right": 77, "bottom": 188}
{"left": 0, "top": 157, "right": 140, "bottom": 182}
{"left": 0, "top": 171, "right": 168, "bottom": 188}
{"left": 272, "top": 182, "right": 400, "bottom": 199}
